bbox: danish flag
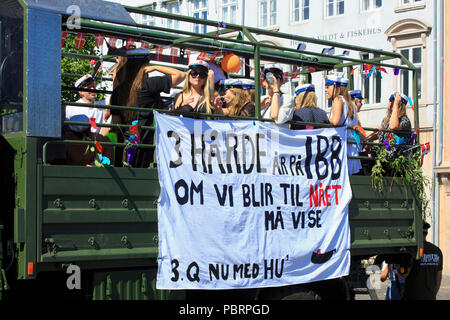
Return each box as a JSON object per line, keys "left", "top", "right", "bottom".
{"left": 75, "top": 33, "right": 86, "bottom": 49}
{"left": 154, "top": 46, "right": 164, "bottom": 61}
{"left": 95, "top": 34, "right": 105, "bottom": 47}
{"left": 170, "top": 48, "right": 178, "bottom": 64}
{"left": 61, "top": 32, "right": 68, "bottom": 48}
{"left": 125, "top": 38, "right": 136, "bottom": 50}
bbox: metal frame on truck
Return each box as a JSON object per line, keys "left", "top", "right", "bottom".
{"left": 0, "top": 0, "right": 423, "bottom": 300}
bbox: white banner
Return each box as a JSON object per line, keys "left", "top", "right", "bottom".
{"left": 155, "top": 111, "right": 352, "bottom": 290}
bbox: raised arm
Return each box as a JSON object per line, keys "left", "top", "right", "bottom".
{"left": 388, "top": 93, "right": 402, "bottom": 130}
{"left": 145, "top": 65, "right": 186, "bottom": 88}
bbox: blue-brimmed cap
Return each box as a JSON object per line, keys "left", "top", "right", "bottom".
{"left": 389, "top": 91, "right": 408, "bottom": 105}
{"left": 221, "top": 78, "right": 255, "bottom": 90}
{"left": 350, "top": 89, "right": 364, "bottom": 99}
{"left": 295, "top": 83, "right": 315, "bottom": 96}
{"left": 326, "top": 75, "right": 349, "bottom": 87}
{"left": 75, "top": 74, "right": 94, "bottom": 88}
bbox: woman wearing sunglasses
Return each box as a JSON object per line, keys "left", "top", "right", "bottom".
{"left": 173, "top": 60, "right": 221, "bottom": 117}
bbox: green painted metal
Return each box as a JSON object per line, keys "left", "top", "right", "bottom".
{"left": 0, "top": 0, "right": 424, "bottom": 300}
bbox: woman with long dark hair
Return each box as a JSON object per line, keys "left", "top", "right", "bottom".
{"left": 109, "top": 48, "right": 185, "bottom": 168}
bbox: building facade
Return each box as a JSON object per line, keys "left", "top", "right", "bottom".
{"left": 111, "top": 0, "right": 446, "bottom": 274}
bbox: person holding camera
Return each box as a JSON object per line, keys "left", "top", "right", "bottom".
{"left": 260, "top": 64, "right": 294, "bottom": 128}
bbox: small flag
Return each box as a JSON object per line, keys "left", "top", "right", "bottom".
{"left": 366, "top": 65, "right": 376, "bottom": 79}
{"left": 140, "top": 40, "right": 150, "bottom": 49}
{"left": 197, "top": 52, "right": 207, "bottom": 60}
{"left": 94, "top": 141, "right": 103, "bottom": 153}
{"left": 394, "top": 68, "right": 400, "bottom": 76}
{"left": 420, "top": 142, "right": 431, "bottom": 167}
{"left": 108, "top": 36, "right": 119, "bottom": 48}
{"left": 95, "top": 34, "right": 105, "bottom": 47}
{"left": 90, "top": 118, "right": 98, "bottom": 130}
{"left": 125, "top": 38, "right": 136, "bottom": 50}
{"left": 154, "top": 45, "right": 164, "bottom": 61}
{"left": 350, "top": 67, "right": 358, "bottom": 76}
{"left": 353, "top": 125, "right": 367, "bottom": 137}
{"left": 409, "top": 97, "right": 415, "bottom": 111}
{"left": 376, "top": 67, "right": 388, "bottom": 74}
{"left": 170, "top": 48, "right": 178, "bottom": 64}
{"left": 61, "top": 32, "right": 68, "bottom": 48}
{"left": 411, "top": 126, "right": 420, "bottom": 145}
{"left": 291, "top": 69, "right": 301, "bottom": 80}
{"left": 75, "top": 33, "right": 86, "bottom": 49}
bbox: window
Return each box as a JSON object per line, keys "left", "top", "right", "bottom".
{"left": 399, "top": 47, "right": 422, "bottom": 99}
{"left": 359, "top": 54, "right": 382, "bottom": 104}
{"left": 221, "top": 0, "right": 238, "bottom": 24}
{"left": 401, "top": 0, "right": 423, "bottom": 4}
{"left": 193, "top": 0, "right": 208, "bottom": 34}
{"left": 361, "top": 0, "right": 382, "bottom": 12}
{"left": 139, "top": 5, "right": 155, "bottom": 26}
{"left": 325, "top": 0, "right": 345, "bottom": 17}
{"left": 292, "top": 0, "right": 310, "bottom": 23}
{"left": 259, "top": 0, "right": 277, "bottom": 27}
{"left": 167, "top": 1, "right": 180, "bottom": 29}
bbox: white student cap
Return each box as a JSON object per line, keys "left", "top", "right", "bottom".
{"left": 350, "top": 90, "right": 364, "bottom": 99}
{"left": 295, "top": 83, "right": 315, "bottom": 96}
{"left": 389, "top": 91, "right": 408, "bottom": 105}
{"left": 189, "top": 60, "right": 210, "bottom": 70}
{"left": 222, "top": 79, "right": 255, "bottom": 90}
{"left": 75, "top": 74, "right": 94, "bottom": 88}
{"left": 326, "top": 75, "right": 348, "bottom": 87}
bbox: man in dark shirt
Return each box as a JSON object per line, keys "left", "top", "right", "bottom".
{"left": 401, "top": 221, "right": 443, "bottom": 300}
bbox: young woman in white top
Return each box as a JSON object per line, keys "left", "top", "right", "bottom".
{"left": 260, "top": 64, "right": 294, "bottom": 128}
{"left": 326, "top": 75, "right": 362, "bottom": 175}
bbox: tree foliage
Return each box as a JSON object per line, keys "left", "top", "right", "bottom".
{"left": 61, "top": 34, "right": 107, "bottom": 103}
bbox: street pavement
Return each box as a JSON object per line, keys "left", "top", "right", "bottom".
{"left": 355, "top": 274, "right": 450, "bottom": 300}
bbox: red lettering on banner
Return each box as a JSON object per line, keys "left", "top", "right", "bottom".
{"left": 310, "top": 184, "right": 342, "bottom": 207}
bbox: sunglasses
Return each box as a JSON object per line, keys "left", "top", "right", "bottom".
{"left": 190, "top": 71, "right": 208, "bottom": 79}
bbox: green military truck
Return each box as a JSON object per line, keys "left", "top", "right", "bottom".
{"left": 0, "top": 0, "right": 424, "bottom": 300}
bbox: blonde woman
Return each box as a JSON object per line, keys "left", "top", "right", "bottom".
{"left": 220, "top": 79, "right": 255, "bottom": 117}
{"left": 377, "top": 92, "right": 412, "bottom": 142}
{"left": 326, "top": 75, "right": 362, "bottom": 175}
{"left": 290, "top": 84, "right": 329, "bottom": 130}
{"left": 173, "top": 60, "right": 221, "bottom": 117}
{"left": 350, "top": 89, "right": 364, "bottom": 113}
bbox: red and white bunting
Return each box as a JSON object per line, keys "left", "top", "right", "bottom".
{"left": 197, "top": 52, "right": 207, "bottom": 61}
{"left": 108, "top": 36, "right": 119, "bottom": 48}
{"left": 61, "top": 32, "right": 68, "bottom": 48}
{"left": 185, "top": 50, "right": 191, "bottom": 65}
{"left": 291, "top": 69, "right": 301, "bottom": 80}
{"left": 170, "top": 48, "right": 178, "bottom": 64}
{"left": 125, "top": 38, "right": 136, "bottom": 50}
{"left": 75, "top": 33, "right": 86, "bottom": 49}
{"left": 140, "top": 40, "right": 150, "bottom": 49}
{"left": 154, "top": 46, "right": 164, "bottom": 61}
{"left": 95, "top": 34, "right": 105, "bottom": 47}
